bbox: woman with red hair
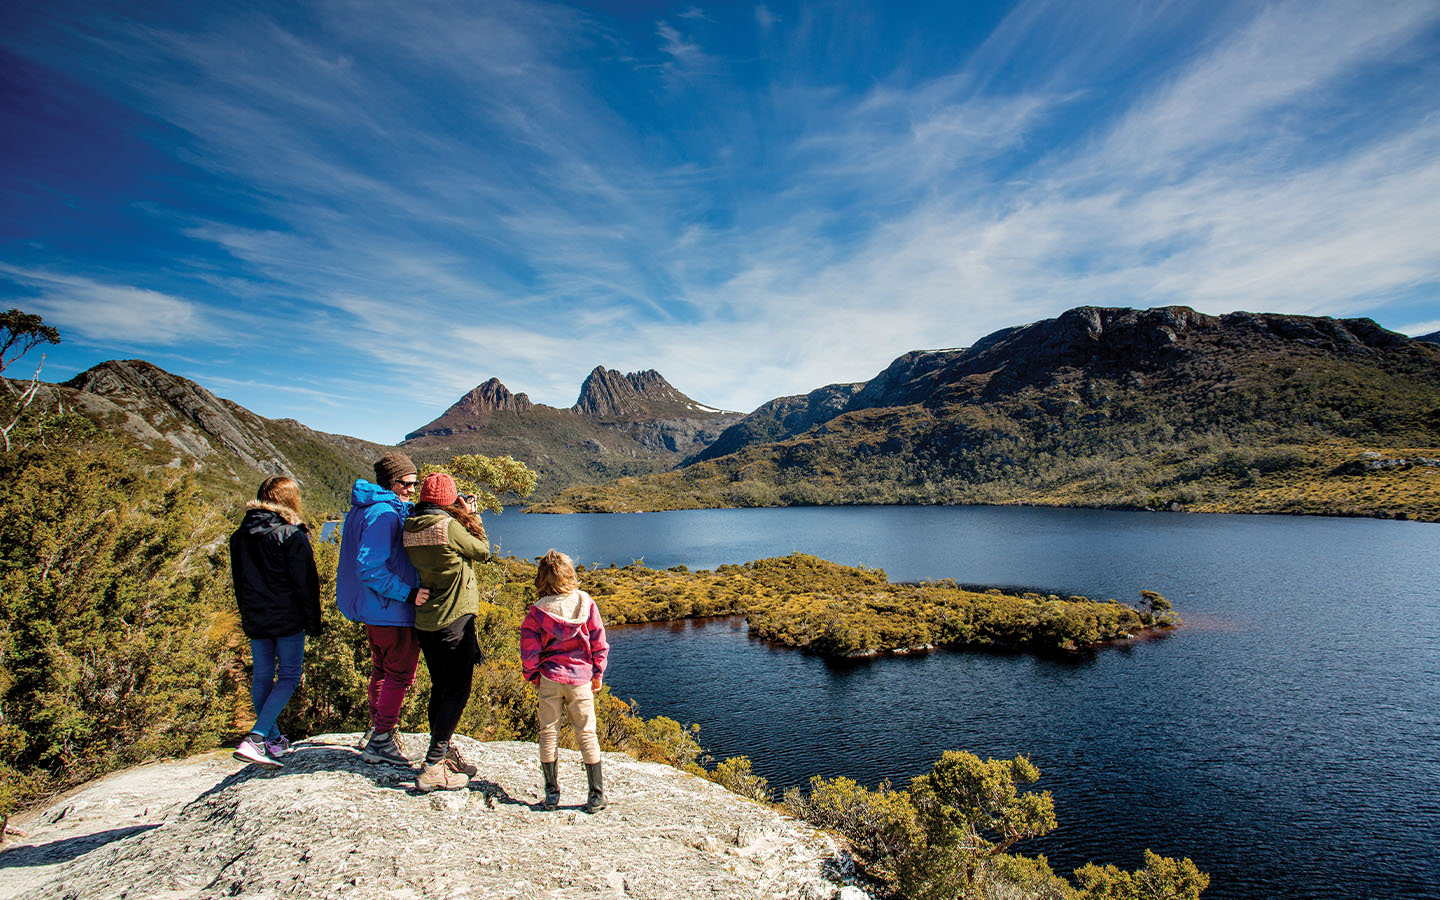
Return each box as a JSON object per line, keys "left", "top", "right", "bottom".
{"left": 403, "top": 472, "right": 491, "bottom": 792}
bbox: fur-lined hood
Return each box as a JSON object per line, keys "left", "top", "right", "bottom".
{"left": 243, "top": 499, "right": 305, "bottom": 527}
{"left": 533, "top": 589, "right": 592, "bottom": 626}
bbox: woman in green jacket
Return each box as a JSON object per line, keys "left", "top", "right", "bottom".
{"left": 402, "top": 472, "right": 491, "bottom": 792}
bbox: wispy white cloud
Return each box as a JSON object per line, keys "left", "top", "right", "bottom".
{"left": 0, "top": 266, "right": 217, "bottom": 346}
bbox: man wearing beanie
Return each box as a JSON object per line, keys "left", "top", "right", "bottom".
{"left": 337, "top": 451, "right": 429, "bottom": 768}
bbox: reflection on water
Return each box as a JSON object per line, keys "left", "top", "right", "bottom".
{"left": 487, "top": 505, "right": 1440, "bottom": 900}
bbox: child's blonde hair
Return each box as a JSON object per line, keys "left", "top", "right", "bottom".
{"left": 534, "top": 549, "right": 578, "bottom": 597}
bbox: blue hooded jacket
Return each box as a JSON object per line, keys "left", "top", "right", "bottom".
{"left": 336, "top": 479, "right": 418, "bottom": 626}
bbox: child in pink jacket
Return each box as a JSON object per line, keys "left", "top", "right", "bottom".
{"left": 521, "top": 549, "right": 610, "bottom": 812}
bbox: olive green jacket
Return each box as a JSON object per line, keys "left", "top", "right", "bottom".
{"left": 401, "top": 510, "right": 491, "bottom": 631}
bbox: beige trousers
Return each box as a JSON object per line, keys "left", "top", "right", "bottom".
{"left": 537, "top": 676, "right": 601, "bottom": 764}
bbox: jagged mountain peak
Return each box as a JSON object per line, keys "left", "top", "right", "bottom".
{"left": 454, "top": 377, "right": 535, "bottom": 415}
{"left": 572, "top": 366, "right": 716, "bottom": 419}
{"left": 403, "top": 377, "right": 535, "bottom": 439}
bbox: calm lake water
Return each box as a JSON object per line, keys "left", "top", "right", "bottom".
{"left": 484, "top": 505, "right": 1440, "bottom": 900}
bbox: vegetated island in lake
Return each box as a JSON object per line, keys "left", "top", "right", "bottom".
{"left": 554, "top": 552, "right": 1177, "bottom": 657}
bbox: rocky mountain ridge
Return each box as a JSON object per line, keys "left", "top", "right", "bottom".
{"left": 700, "top": 307, "right": 1433, "bottom": 461}
{"left": 0, "top": 736, "right": 860, "bottom": 900}
{"left": 21, "top": 360, "right": 385, "bottom": 512}
{"left": 535, "top": 306, "right": 1440, "bottom": 518}
{"left": 23, "top": 306, "right": 1440, "bottom": 517}
{"left": 402, "top": 366, "right": 742, "bottom": 496}
{"left": 573, "top": 366, "right": 720, "bottom": 419}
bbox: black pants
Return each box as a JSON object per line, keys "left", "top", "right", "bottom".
{"left": 416, "top": 614, "right": 480, "bottom": 762}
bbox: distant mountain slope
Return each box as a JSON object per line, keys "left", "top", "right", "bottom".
{"left": 1418, "top": 330, "right": 1440, "bottom": 344}
{"left": 28, "top": 360, "right": 386, "bottom": 513}
{"left": 534, "top": 306, "right": 1440, "bottom": 520}
{"left": 402, "top": 367, "right": 741, "bottom": 496}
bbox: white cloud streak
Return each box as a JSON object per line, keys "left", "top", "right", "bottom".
{"left": 0, "top": 266, "right": 218, "bottom": 346}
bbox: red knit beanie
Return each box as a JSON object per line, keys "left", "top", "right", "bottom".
{"left": 420, "top": 472, "right": 458, "bottom": 506}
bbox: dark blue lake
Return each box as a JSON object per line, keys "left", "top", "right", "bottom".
{"left": 484, "top": 505, "right": 1440, "bottom": 900}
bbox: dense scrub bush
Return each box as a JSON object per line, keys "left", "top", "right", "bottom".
{"left": 785, "top": 751, "right": 1208, "bottom": 900}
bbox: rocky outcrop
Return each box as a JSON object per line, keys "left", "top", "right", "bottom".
{"left": 20, "top": 360, "right": 386, "bottom": 509}
{"left": 405, "top": 378, "right": 536, "bottom": 438}
{"left": 573, "top": 367, "right": 713, "bottom": 420}
{"left": 64, "top": 359, "right": 285, "bottom": 469}
{"left": 0, "top": 735, "right": 863, "bottom": 900}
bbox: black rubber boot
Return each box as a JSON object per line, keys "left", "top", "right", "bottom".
{"left": 584, "top": 761, "right": 606, "bottom": 813}
{"left": 541, "top": 761, "right": 560, "bottom": 811}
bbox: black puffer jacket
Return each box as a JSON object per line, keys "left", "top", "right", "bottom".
{"left": 229, "top": 501, "right": 323, "bottom": 639}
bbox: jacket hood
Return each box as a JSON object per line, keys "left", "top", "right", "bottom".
{"left": 242, "top": 499, "right": 304, "bottom": 527}
{"left": 534, "top": 590, "right": 591, "bottom": 626}
{"left": 404, "top": 511, "right": 450, "bottom": 532}
{"left": 351, "top": 478, "right": 404, "bottom": 509}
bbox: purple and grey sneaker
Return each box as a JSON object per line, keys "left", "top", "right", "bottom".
{"left": 233, "top": 736, "right": 282, "bottom": 769}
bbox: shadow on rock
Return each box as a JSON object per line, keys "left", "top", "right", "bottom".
{"left": 0, "top": 825, "right": 160, "bottom": 869}
{"left": 226, "top": 739, "right": 525, "bottom": 807}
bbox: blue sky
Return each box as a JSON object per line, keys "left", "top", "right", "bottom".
{"left": 3, "top": 0, "right": 1439, "bottom": 443}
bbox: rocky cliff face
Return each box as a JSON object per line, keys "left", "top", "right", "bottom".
{"left": 572, "top": 367, "right": 714, "bottom": 419}
{"left": 64, "top": 359, "right": 286, "bottom": 469}
{"left": 30, "top": 360, "right": 385, "bottom": 510}
{"left": 0, "top": 736, "right": 863, "bottom": 900}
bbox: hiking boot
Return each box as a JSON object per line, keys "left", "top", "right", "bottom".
{"left": 584, "top": 761, "right": 606, "bottom": 813}
{"left": 234, "top": 735, "right": 282, "bottom": 770}
{"left": 540, "top": 761, "right": 560, "bottom": 810}
{"left": 416, "top": 761, "right": 469, "bottom": 792}
{"left": 444, "top": 744, "right": 477, "bottom": 777}
{"left": 361, "top": 732, "right": 413, "bottom": 768}
{"left": 264, "top": 735, "right": 292, "bottom": 758}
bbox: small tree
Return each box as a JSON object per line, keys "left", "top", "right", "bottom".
{"left": 905, "top": 750, "right": 1059, "bottom": 898}
{"left": 0, "top": 309, "right": 62, "bottom": 451}
{"left": 420, "top": 453, "right": 537, "bottom": 513}
{"left": 1139, "top": 590, "right": 1179, "bottom": 626}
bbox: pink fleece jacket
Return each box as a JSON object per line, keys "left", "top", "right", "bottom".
{"left": 520, "top": 589, "right": 609, "bottom": 685}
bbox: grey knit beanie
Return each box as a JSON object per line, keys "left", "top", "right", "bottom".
{"left": 373, "top": 452, "right": 417, "bottom": 488}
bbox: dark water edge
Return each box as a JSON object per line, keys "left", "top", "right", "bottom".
{"left": 484, "top": 505, "right": 1440, "bottom": 900}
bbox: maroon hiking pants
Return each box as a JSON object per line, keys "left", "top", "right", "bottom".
{"left": 366, "top": 624, "right": 420, "bottom": 734}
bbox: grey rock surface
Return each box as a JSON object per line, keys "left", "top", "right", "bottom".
{"left": 0, "top": 735, "right": 860, "bottom": 900}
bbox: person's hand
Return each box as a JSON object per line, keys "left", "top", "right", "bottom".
{"left": 591, "top": 676, "right": 602, "bottom": 691}
{"left": 462, "top": 494, "right": 478, "bottom": 514}
{"left": 415, "top": 587, "right": 430, "bottom": 606}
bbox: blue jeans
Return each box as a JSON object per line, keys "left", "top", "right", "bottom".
{"left": 250, "top": 632, "right": 306, "bottom": 741}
